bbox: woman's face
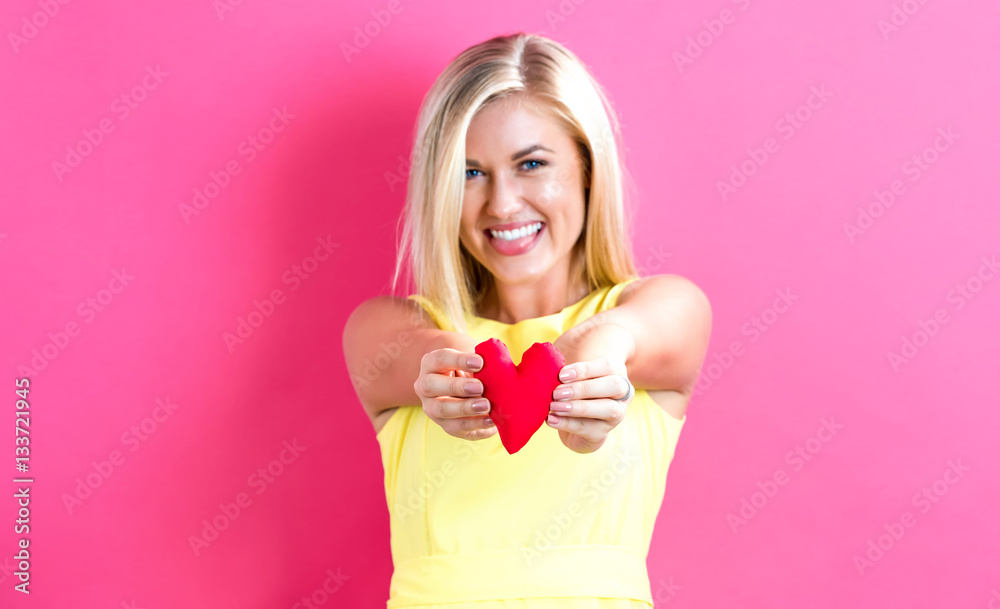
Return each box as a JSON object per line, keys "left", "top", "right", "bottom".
{"left": 459, "top": 95, "right": 588, "bottom": 287}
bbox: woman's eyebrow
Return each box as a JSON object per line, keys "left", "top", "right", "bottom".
{"left": 510, "top": 144, "right": 553, "bottom": 160}
{"left": 466, "top": 144, "right": 555, "bottom": 166}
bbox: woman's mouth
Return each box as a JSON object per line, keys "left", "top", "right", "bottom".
{"left": 484, "top": 221, "right": 544, "bottom": 256}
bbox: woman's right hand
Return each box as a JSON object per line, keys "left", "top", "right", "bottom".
{"left": 414, "top": 348, "right": 497, "bottom": 441}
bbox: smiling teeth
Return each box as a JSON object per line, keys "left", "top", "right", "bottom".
{"left": 490, "top": 222, "right": 542, "bottom": 241}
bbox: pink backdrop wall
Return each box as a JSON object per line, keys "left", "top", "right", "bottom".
{"left": 2, "top": 0, "right": 998, "bottom": 607}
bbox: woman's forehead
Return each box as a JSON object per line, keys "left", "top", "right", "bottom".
{"left": 467, "top": 98, "right": 573, "bottom": 151}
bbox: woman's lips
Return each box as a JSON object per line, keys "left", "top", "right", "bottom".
{"left": 486, "top": 223, "right": 545, "bottom": 256}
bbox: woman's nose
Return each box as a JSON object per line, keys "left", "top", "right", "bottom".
{"left": 485, "top": 172, "right": 522, "bottom": 218}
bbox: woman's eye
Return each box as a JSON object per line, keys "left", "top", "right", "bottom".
{"left": 466, "top": 161, "right": 545, "bottom": 179}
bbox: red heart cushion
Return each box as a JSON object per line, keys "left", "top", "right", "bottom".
{"left": 473, "top": 338, "right": 566, "bottom": 454}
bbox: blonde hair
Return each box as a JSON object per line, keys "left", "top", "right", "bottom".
{"left": 391, "top": 32, "right": 638, "bottom": 333}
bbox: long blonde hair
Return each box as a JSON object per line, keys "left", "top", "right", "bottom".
{"left": 391, "top": 32, "right": 638, "bottom": 333}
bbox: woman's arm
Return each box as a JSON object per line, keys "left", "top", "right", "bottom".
{"left": 595, "top": 274, "right": 713, "bottom": 395}
{"left": 342, "top": 296, "right": 478, "bottom": 427}
{"left": 548, "top": 274, "right": 712, "bottom": 451}
{"left": 556, "top": 274, "right": 711, "bottom": 394}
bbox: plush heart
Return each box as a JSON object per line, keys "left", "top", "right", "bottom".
{"left": 473, "top": 338, "right": 566, "bottom": 454}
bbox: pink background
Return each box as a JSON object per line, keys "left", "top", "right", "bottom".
{"left": 2, "top": 0, "right": 998, "bottom": 607}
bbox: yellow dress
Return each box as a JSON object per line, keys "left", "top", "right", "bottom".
{"left": 376, "top": 278, "right": 687, "bottom": 608}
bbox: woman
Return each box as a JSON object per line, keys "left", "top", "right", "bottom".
{"left": 343, "top": 32, "right": 712, "bottom": 608}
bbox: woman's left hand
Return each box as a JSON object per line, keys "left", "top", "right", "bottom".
{"left": 548, "top": 318, "right": 635, "bottom": 454}
{"left": 547, "top": 355, "right": 632, "bottom": 453}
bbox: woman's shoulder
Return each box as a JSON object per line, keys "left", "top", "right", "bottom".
{"left": 343, "top": 294, "right": 441, "bottom": 351}
{"left": 346, "top": 293, "right": 437, "bottom": 323}
{"left": 346, "top": 294, "right": 412, "bottom": 329}
{"left": 615, "top": 273, "right": 710, "bottom": 311}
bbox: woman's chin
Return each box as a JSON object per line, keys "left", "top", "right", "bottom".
{"left": 485, "top": 261, "right": 551, "bottom": 286}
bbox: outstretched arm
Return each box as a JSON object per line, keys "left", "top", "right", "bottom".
{"left": 548, "top": 274, "right": 712, "bottom": 453}
{"left": 589, "top": 274, "right": 712, "bottom": 394}
{"left": 342, "top": 296, "right": 479, "bottom": 428}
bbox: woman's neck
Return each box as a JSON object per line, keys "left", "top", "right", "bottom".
{"left": 476, "top": 252, "right": 589, "bottom": 324}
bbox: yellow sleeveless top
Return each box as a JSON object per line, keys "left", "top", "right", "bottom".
{"left": 376, "top": 279, "right": 687, "bottom": 608}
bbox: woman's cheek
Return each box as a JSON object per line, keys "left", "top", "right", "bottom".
{"left": 531, "top": 176, "right": 561, "bottom": 206}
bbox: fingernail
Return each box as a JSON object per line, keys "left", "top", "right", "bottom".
{"left": 471, "top": 399, "right": 489, "bottom": 413}
{"left": 547, "top": 413, "right": 559, "bottom": 425}
{"left": 467, "top": 356, "right": 483, "bottom": 371}
{"left": 464, "top": 381, "right": 483, "bottom": 395}
{"left": 553, "top": 387, "right": 573, "bottom": 400}
{"left": 483, "top": 417, "right": 494, "bottom": 427}
{"left": 550, "top": 401, "right": 571, "bottom": 413}
{"left": 559, "top": 368, "right": 576, "bottom": 382}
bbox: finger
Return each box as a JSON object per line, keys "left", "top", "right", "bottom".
{"left": 549, "top": 398, "right": 625, "bottom": 424}
{"left": 420, "top": 348, "right": 484, "bottom": 375}
{"left": 560, "top": 357, "right": 615, "bottom": 382}
{"left": 432, "top": 397, "right": 490, "bottom": 420}
{"left": 545, "top": 412, "right": 611, "bottom": 444}
{"left": 443, "top": 415, "right": 497, "bottom": 439}
{"left": 553, "top": 374, "right": 629, "bottom": 401}
{"left": 415, "top": 373, "right": 485, "bottom": 399}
